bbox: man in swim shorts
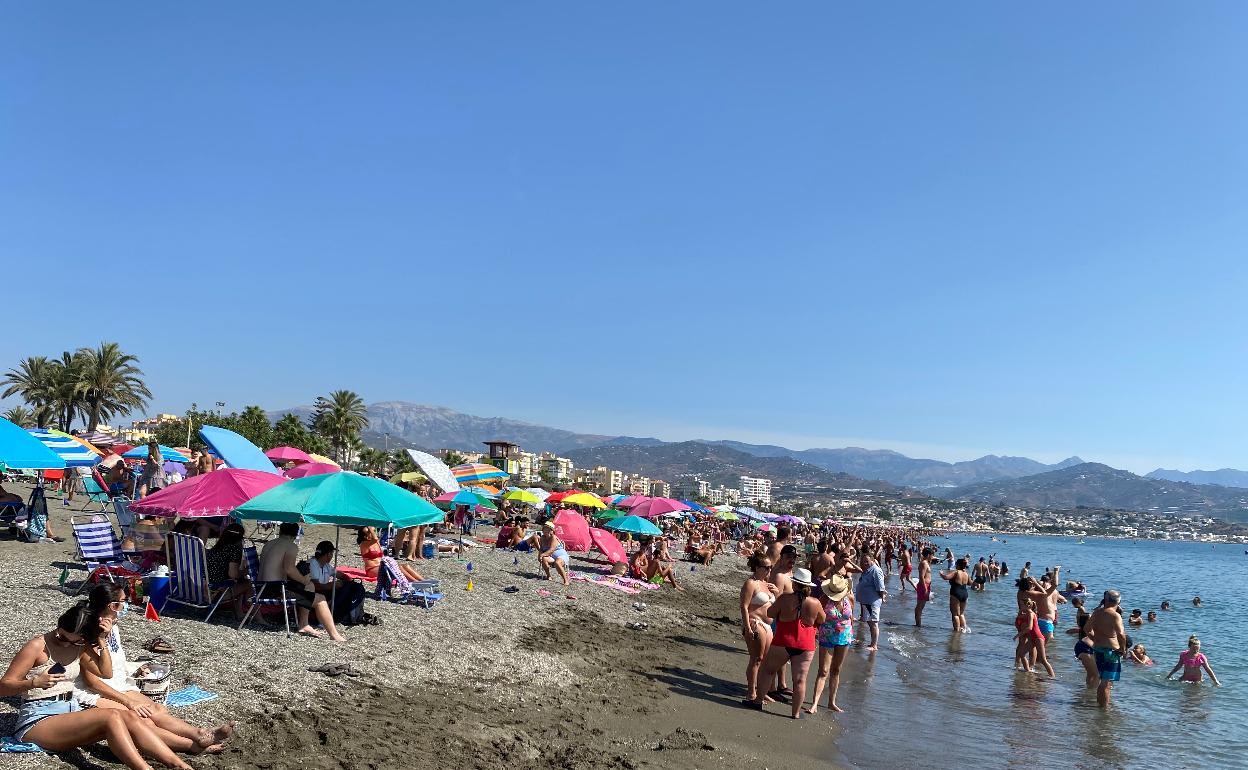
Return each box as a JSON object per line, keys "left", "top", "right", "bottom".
{"left": 854, "top": 553, "right": 887, "bottom": 651}
{"left": 898, "top": 545, "right": 912, "bottom": 593}
{"left": 1086, "top": 590, "right": 1127, "bottom": 708}
{"left": 914, "top": 548, "right": 933, "bottom": 627}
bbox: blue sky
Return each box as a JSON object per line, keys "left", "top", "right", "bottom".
{"left": 3, "top": 3, "right": 1247, "bottom": 473}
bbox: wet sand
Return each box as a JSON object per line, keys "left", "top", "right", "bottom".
{"left": 0, "top": 491, "right": 837, "bottom": 770}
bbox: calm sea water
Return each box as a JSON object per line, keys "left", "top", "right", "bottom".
{"left": 822, "top": 535, "right": 1248, "bottom": 770}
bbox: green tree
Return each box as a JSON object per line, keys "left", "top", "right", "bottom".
{"left": 74, "top": 342, "right": 151, "bottom": 431}
{"left": 357, "top": 447, "right": 391, "bottom": 475}
{"left": 48, "top": 352, "right": 87, "bottom": 432}
{"left": 2, "top": 406, "right": 35, "bottom": 428}
{"left": 443, "top": 450, "right": 468, "bottom": 467}
{"left": 2, "top": 356, "right": 56, "bottom": 423}
{"left": 309, "top": 390, "right": 369, "bottom": 464}
{"left": 391, "top": 449, "right": 417, "bottom": 475}
{"left": 233, "top": 405, "right": 275, "bottom": 449}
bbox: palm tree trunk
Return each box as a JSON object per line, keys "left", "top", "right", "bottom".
{"left": 88, "top": 401, "right": 100, "bottom": 431}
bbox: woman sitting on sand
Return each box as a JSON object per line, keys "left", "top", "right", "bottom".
{"left": 358, "top": 527, "right": 424, "bottom": 582}
{"left": 739, "top": 554, "right": 776, "bottom": 702}
{"left": 629, "top": 537, "right": 683, "bottom": 591}
{"left": 0, "top": 602, "right": 194, "bottom": 770}
{"left": 79, "top": 584, "right": 234, "bottom": 755}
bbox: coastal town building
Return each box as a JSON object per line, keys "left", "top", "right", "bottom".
{"left": 649, "top": 480, "right": 670, "bottom": 498}
{"left": 739, "top": 476, "right": 772, "bottom": 506}
{"left": 582, "top": 466, "right": 623, "bottom": 494}
{"left": 622, "top": 474, "right": 651, "bottom": 495}
{"left": 539, "top": 452, "right": 575, "bottom": 483}
{"left": 124, "top": 413, "right": 181, "bottom": 443}
{"left": 672, "top": 477, "right": 710, "bottom": 500}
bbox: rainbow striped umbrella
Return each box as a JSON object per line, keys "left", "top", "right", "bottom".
{"left": 450, "top": 463, "right": 509, "bottom": 484}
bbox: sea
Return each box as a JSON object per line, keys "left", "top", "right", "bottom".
{"left": 823, "top": 534, "right": 1248, "bottom": 770}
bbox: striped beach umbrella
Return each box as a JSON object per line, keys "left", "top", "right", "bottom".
{"left": 450, "top": 463, "right": 509, "bottom": 484}
{"left": 28, "top": 429, "right": 101, "bottom": 467}
{"left": 77, "top": 431, "right": 119, "bottom": 446}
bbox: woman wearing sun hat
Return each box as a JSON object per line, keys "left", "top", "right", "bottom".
{"left": 746, "top": 567, "right": 825, "bottom": 719}
{"left": 807, "top": 573, "right": 855, "bottom": 714}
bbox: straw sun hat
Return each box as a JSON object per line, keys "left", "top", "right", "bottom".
{"left": 823, "top": 574, "right": 851, "bottom": 602}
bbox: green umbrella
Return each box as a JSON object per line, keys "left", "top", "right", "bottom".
{"left": 501, "top": 489, "right": 540, "bottom": 504}
{"left": 234, "top": 472, "right": 444, "bottom": 528}
{"left": 716, "top": 511, "right": 739, "bottom": 521}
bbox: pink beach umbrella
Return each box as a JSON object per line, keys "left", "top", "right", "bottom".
{"left": 588, "top": 527, "right": 626, "bottom": 564}
{"left": 553, "top": 509, "right": 592, "bottom": 552}
{"left": 617, "top": 495, "right": 646, "bottom": 508}
{"left": 285, "top": 462, "right": 343, "bottom": 479}
{"left": 130, "top": 468, "right": 287, "bottom": 518}
{"left": 628, "top": 497, "right": 691, "bottom": 520}
{"left": 265, "top": 446, "right": 313, "bottom": 465}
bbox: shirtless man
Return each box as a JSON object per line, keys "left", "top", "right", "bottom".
{"left": 766, "top": 526, "right": 792, "bottom": 565}
{"left": 257, "top": 522, "right": 344, "bottom": 641}
{"left": 1086, "top": 590, "right": 1127, "bottom": 708}
{"left": 897, "top": 545, "right": 913, "bottom": 593}
{"left": 915, "top": 547, "right": 934, "bottom": 626}
{"left": 769, "top": 545, "right": 797, "bottom": 597}
{"left": 972, "top": 557, "right": 990, "bottom": 592}
{"left": 809, "top": 540, "right": 835, "bottom": 583}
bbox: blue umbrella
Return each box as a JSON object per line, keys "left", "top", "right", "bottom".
{"left": 680, "top": 499, "right": 711, "bottom": 513}
{"left": 28, "top": 429, "right": 99, "bottom": 467}
{"left": 123, "top": 444, "right": 190, "bottom": 462}
{"left": 602, "top": 515, "right": 663, "bottom": 536}
{"left": 735, "top": 506, "right": 767, "bottom": 522}
{"left": 0, "top": 418, "right": 65, "bottom": 470}
{"left": 199, "top": 425, "right": 280, "bottom": 475}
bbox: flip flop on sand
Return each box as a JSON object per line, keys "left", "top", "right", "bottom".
{"left": 144, "top": 637, "right": 175, "bottom": 654}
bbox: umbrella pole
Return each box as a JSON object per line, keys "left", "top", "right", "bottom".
{"left": 330, "top": 526, "right": 340, "bottom": 627}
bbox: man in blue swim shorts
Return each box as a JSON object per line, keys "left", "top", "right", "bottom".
{"left": 1086, "top": 589, "right": 1127, "bottom": 708}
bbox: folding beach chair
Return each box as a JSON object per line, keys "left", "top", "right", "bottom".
{"left": 80, "top": 477, "right": 112, "bottom": 512}
{"left": 0, "top": 500, "right": 24, "bottom": 535}
{"left": 164, "top": 532, "right": 233, "bottom": 622}
{"left": 112, "top": 496, "right": 137, "bottom": 538}
{"left": 237, "top": 545, "right": 297, "bottom": 637}
{"left": 376, "top": 556, "right": 442, "bottom": 608}
{"left": 68, "top": 515, "right": 141, "bottom": 595}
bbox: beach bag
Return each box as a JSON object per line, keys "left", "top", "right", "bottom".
{"left": 22, "top": 487, "right": 48, "bottom": 542}
{"left": 333, "top": 579, "right": 367, "bottom": 625}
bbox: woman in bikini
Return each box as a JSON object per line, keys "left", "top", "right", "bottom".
{"left": 746, "top": 567, "right": 825, "bottom": 719}
{"left": 0, "top": 603, "right": 193, "bottom": 770}
{"left": 1013, "top": 598, "right": 1054, "bottom": 677}
{"left": 79, "top": 584, "right": 234, "bottom": 755}
{"left": 738, "top": 553, "right": 776, "bottom": 702}
{"left": 357, "top": 527, "right": 424, "bottom": 582}
{"left": 1166, "top": 636, "right": 1220, "bottom": 685}
{"left": 939, "top": 558, "right": 972, "bottom": 633}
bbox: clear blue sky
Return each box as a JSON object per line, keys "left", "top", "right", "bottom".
{"left": 3, "top": 3, "right": 1246, "bottom": 473}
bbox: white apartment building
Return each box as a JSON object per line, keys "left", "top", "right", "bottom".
{"left": 739, "top": 476, "right": 772, "bottom": 506}
{"left": 539, "top": 452, "right": 574, "bottom": 482}
{"left": 622, "top": 474, "right": 651, "bottom": 495}
{"left": 672, "top": 477, "right": 710, "bottom": 500}
{"left": 649, "top": 480, "right": 670, "bottom": 498}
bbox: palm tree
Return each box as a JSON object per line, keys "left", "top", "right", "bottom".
{"left": 75, "top": 342, "right": 151, "bottom": 431}
{"left": 357, "top": 447, "right": 391, "bottom": 475}
{"left": 2, "top": 356, "right": 56, "bottom": 419}
{"left": 310, "top": 390, "right": 369, "bottom": 464}
{"left": 2, "top": 406, "right": 34, "bottom": 428}
{"left": 47, "top": 352, "right": 87, "bottom": 433}
{"left": 443, "top": 450, "right": 468, "bottom": 467}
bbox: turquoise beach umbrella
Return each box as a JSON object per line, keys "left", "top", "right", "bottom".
{"left": 602, "top": 515, "right": 663, "bottom": 536}
{"left": 233, "top": 472, "right": 443, "bottom": 528}
{"left": 0, "top": 418, "right": 65, "bottom": 470}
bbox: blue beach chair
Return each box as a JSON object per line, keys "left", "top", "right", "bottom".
{"left": 68, "top": 515, "right": 139, "bottom": 595}
{"left": 238, "top": 545, "right": 297, "bottom": 637}
{"left": 377, "top": 557, "right": 442, "bottom": 608}
{"left": 80, "top": 477, "right": 112, "bottom": 512}
{"left": 164, "top": 532, "right": 234, "bottom": 622}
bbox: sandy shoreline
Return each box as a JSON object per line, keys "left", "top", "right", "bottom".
{"left": 0, "top": 485, "right": 839, "bottom": 770}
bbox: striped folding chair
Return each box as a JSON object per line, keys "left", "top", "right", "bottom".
{"left": 164, "top": 533, "right": 233, "bottom": 622}
{"left": 238, "top": 545, "right": 297, "bottom": 637}
{"left": 68, "top": 515, "right": 140, "bottom": 595}
{"left": 377, "top": 557, "right": 442, "bottom": 608}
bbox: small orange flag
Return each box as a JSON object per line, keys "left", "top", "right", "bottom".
{"left": 145, "top": 600, "right": 161, "bottom": 623}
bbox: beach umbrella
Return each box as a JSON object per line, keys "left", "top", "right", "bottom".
{"left": 735, "top": 507, "right": 767, "bottom": 522}
{"left": 286, "top": 462, "right": 342, "bottom": 479}
{"left": 450, "top": 463, "right": 509, "bottom": 485}
{"left": 681, "top": 500, "right": 711, "bottom": 514}
{"left": 605, "top": 494, "right": 628, "bottom": 506}
{"left": 524, "top": 487, "right": 551, "bottom": 502}
{"left": 0, "top": 418, "right": 65, "bottom": 470}
{"left": 123, "top": 444, "right": 191, "bottom": 463}
{"left": 234, "top": 472, "right": 443, "bottom": 529}
{"left": 132, "top": 468, "right": 286, "bottom": 518}
{"left": 617, "top": 495, "right": 646, "bottom": 508}
{"left": 588, "top": 527, "right": 626, "bottom": 564}
{"left": 753, "top": 522, "right": 773, "bottom": 532}
{"left": 307, "top": 453, "right": 339, "bottom": 467}
{"left": 553, "top": 509, "right": 592, "bottom": 552}
{"left": 602, "top": 515, "right": 663, "bottom": 537}
{"left": 465, "top": 484, "right": 500, "bottom": 497}
{"left": 629, "top": 497, "right": 690, "bottom": 519}
{"left": 161, "top": 461, "right": 187, "bottom": 477}
{"left": 501, "top": 489, "right": 540, "bottom": 505}
{"left": 28, "top": 429, "right": 100, "bottom": 467}
{"left": 715, "top": 511, "right": 740, "bottom": 521}
{"left": 389, "top": 471, "right": 427, "bottom": 486}
{"left": 404, "top": 449, "right": 458, "bottom": 493}
{"left": 77, "top": 431, "right": 118, "bottom": 446}
{"left": 434, "top": 489, "right": 497, "bottom": 512}
{"left": 265, "top": 446, "right": 313, "bottom": 465}
{"left": 561, "top": 492, "right": 606, "bottom": 509}
{"left": 199, "top": 425, "right": 280, "bottom": 475}
{"left": 591, "top": 508, "right": 618, "bottom": 520}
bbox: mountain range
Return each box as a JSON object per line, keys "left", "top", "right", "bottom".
{"left": 1145, "top": 468, "right": 1248, "bottom": 489}
{"left": 936, "top": 462, "right": 1248, "bottom": 520}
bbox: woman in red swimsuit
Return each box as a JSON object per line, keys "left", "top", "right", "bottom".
{"left": 745, "top": 567, "right": 825, "bottom": 719}
{"left": 357, "top": 528, "right": 424, "bottom": 582}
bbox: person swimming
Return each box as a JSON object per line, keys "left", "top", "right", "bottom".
{"left": 1166, "top": 636, "right": 1220, "bottom": 685}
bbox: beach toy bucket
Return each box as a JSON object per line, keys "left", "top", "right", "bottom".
{"left": 422, "top": 543, "right": 435, "bottom": 559}
{"left": 146, "top": 575, "right": 171, "bottom": 613}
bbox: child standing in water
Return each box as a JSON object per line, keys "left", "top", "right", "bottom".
{"left": 1166, "top": 636, "right": 1220, "bottom": 685}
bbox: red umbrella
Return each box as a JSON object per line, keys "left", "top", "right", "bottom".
{"left": 285, "top": 462, "right": 343, "bottom": 479}
{"left": 546, "top": 489, "right": 584, "bottom": 505}
{"left": 130, "top": 469, "right": 287, "bottom": 518}
{"left": 265, "top": 446, "right": 313, "bottom": 465}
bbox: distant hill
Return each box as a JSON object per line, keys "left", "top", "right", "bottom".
{"left": 1146, "top": 468, "right": 1248, "bottom": 489}
{"left": 937, "top": 462, "right": 1248, "bottom": 518}
{"left": 704, "top": 441, "right": 1084, "bottom": 488}
{"left": 565, "top": 441, "right": 904, "bottom": 499}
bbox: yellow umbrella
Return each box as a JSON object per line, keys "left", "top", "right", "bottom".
{"left": 561, "top": 492, "right": 606, "bottom": 509}
{"left": 308, "top": 453, "right": 340, "bottom": 467}
{"left": 390, "top": 471, "right": 427, "bottom": 485}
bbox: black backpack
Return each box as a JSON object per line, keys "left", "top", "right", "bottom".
{"left": 332, "top": 579, "right": 368, "bottom": 626}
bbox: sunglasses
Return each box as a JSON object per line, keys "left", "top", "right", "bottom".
{"left": 54, "top": 630, "right": 86, "bottom": 647}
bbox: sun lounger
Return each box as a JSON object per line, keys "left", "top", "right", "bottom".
{"left": 164, "top": 533, "right": 234, "bottom": 622}
{"left": 376, "top": 557, "right": 441, "bottom": 608}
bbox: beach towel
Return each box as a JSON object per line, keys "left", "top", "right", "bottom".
{"left": 335, "top": 566, "right": 377, "bottom": 583}
{"left": 0, "top": 737, "right": 42, "bottom": 753}
{"left": 165, "top": 685, "right": 218, "bottom": 708}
